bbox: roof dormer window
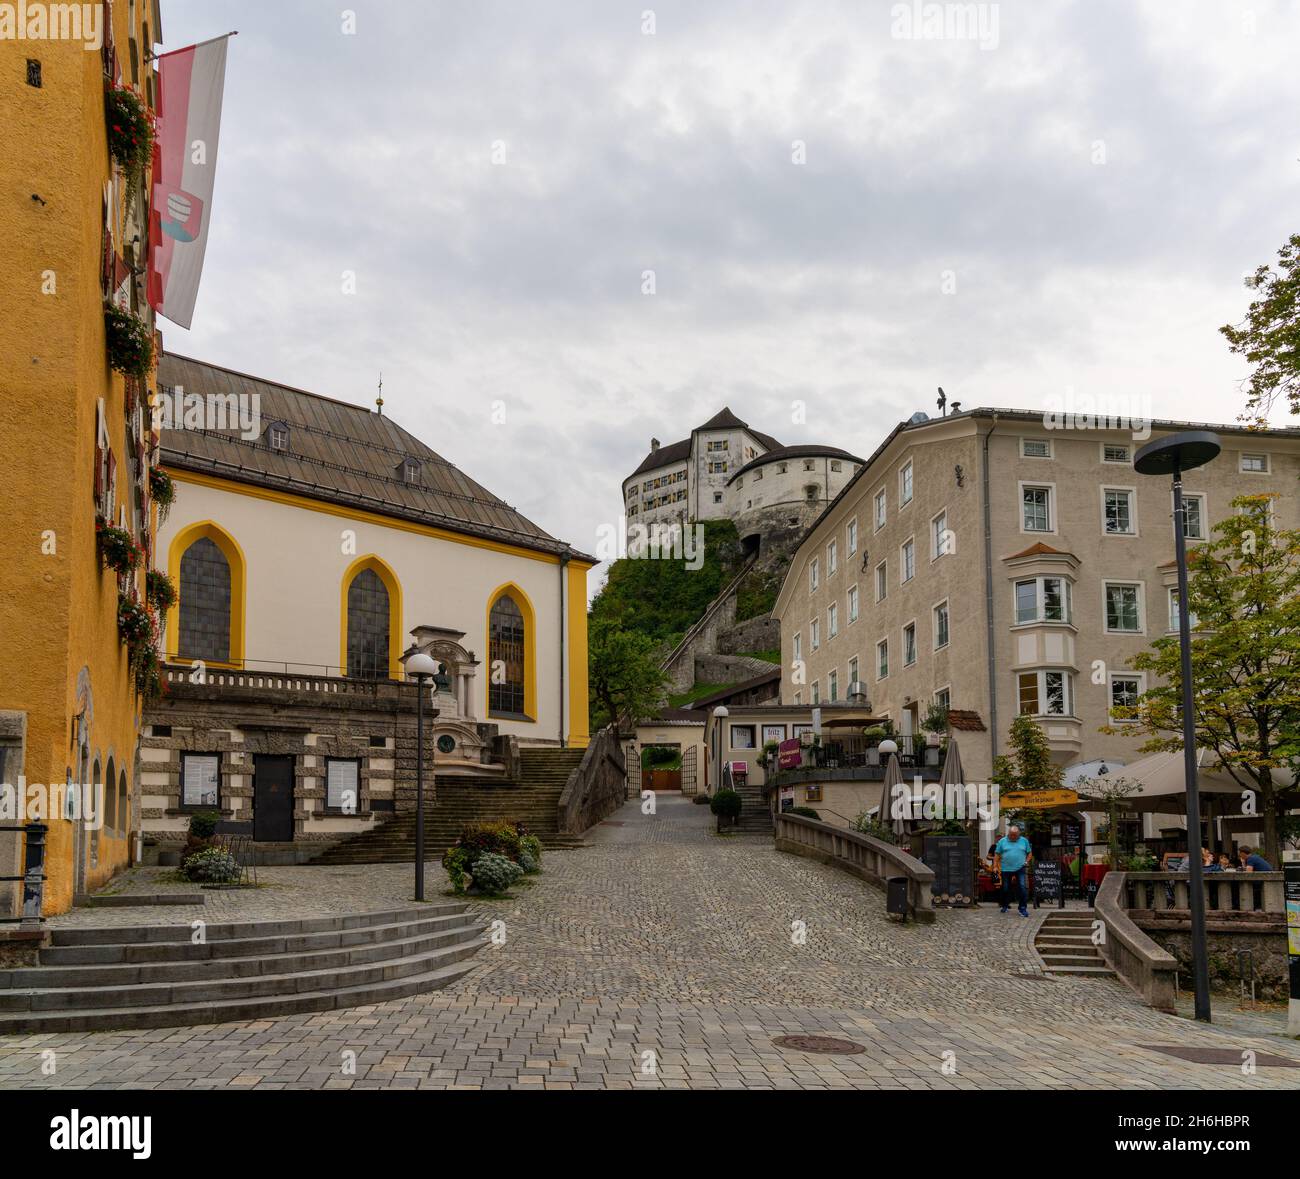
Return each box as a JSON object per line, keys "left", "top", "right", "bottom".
{"left": 400, "top": 458, "right": 421, "bottom": 484}
{"left": 266, "top": 422, "right": 290, "bottom": 452}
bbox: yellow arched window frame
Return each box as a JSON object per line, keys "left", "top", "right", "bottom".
{"left": 339, "top": 555, "right": 404, "bottom": 680}
{"left": 166, "top": 520, "right": 247, "bottom": 669}
{"left": 485, "top": 582, "right": 537, "bottom": 721}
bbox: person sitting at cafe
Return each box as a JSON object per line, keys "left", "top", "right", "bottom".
{"left": 1237, "top": 845, "right": 1274, "bottom": 872}
{"left": 1217, "top": 852, "right": 1234, "bottom": 871}
{"left": 1201, "top": 846, "right": 1221, "bottom": 873}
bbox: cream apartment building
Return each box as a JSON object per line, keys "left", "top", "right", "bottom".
{"left": 774, "top": 408, "right": 1300, "bottom": 791}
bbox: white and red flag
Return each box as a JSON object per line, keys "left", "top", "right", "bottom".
{"left": 147, "top": 34, "right": 232, "bottom": 329}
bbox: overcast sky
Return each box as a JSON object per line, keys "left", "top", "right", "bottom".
{"left": 161, "top": 0, "right": 1300, "bottom": 588}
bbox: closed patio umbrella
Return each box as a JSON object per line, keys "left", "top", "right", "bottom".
{"left": 878, "top": 752, "right": 908, "bottom": 836}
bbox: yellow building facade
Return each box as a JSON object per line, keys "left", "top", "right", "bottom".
{"left": 1, "top": 3, "right": 165, "bottom": 914}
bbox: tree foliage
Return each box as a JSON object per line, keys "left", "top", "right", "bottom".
{"left": 1220, "top": 232, "right": 1300, "bottom": 424}
{"left": 588, "top": 618, "right": 669, "bottom": 731}
{"left": 992, "top": 714, "right": 1065, "bottom": 837}
{"left": 1114, "top": 494, "right": 1300, "bottom": 863}
{"left": 588, "top": 520, "right": 744, "bottom": 646}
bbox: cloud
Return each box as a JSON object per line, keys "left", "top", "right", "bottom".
{"left": 160, "top": 0, "right": 1300, "bottom": 595}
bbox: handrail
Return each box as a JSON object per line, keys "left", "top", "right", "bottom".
{"left": 1094, "top": 871, "right": 1178, "bottom": 1012}
{"left": 773, "top": 812, "right": 936, "bottom": 923}
{"left": 658, "top": 554, "right": 757, "bottom": 673}
{"left": 557, "top": 725, "right": 626, "bottom": 835}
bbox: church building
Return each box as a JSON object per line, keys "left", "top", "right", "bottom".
{"left": 140, "top": 354, "right": 592, "bottom": 860}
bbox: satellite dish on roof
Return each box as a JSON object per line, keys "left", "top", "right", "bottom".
{"left": 908, "top": 411, "right": 930, "bottom": 425}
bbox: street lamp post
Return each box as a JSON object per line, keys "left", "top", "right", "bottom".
{"left": 712, "top": 706, "right": 729, "bottom": 795}
{"left": 1134, "top": 429, "right": 1221, "bottom": 1022}
{"left": 403, "top": 652, "right": 439, "bottom": 902}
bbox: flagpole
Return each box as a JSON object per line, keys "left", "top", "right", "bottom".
{"left": 149, "top": 31, "right": 238, "bottom": 62}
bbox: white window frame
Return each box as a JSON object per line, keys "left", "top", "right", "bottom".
{"left": 848, "top": 583, "right": 860, "bottom": 623}
{"left": 874, "top": 487, "right": 887, "bottom": 531}
{"left": 933, "top": 598, "right": 950, "bottom": 650}
{"left": 848, "top": 655, "right": 859, "bottom": 685}
{"left": 828, "top": 601, "right": 839, "bottom": 639}
{"left": 810, "top": 618, "right": 821, "bottom": 651}
{"left": 902, "top": 621, "right": 917, "bottom": 667}
{"left": 875, "top": 559, "right": 888, "bottom": 603}
{"left": 729, "top": 723, "right": 758, "bottom": 751}
{"left": 847, "top": 518, "right": 858, "bottom": 556}
{"left": 1102, "top": 580, "right": 1145, "bottom": 635}
{"left": 827, "top": 539, "right": 838, "bottom": 576}
{"left": 792, "top": 632, "right": 802, "bottom": 663}
{"left": 899, "top": 460, "right": 914, "bottom": 508}
{"left": 809, "top": 557, "right": 820, "bottom": 592}
{"left": 876, "top": 638, "right": 889, "bottom": 681}
{"left": 1107, "top": 672, "right": 1145, "bottom": 724}
{"left": 1167, "top": 587, "right": 1199, "bottom": 633}
{"left": 1101, "top": 486, "right": 1138, "bottom": 537}
{"left": 900, "top": 537, "right": 915, "bottom": 584}
{"left": 1019, "top": 481, "right": 1056, "bottom": 534}
{"left": 933, "top": 685, "right": 951, "bottom": 713}
{"left": 828, "top": 668, "right": 839, "bottom": 702}
{"left": 1179, "top": 491, "right": 1207, "bottom": 541}
{"left": 1100, "top": 441, "right": 1131, "bottom": 465}
{"left": 1013, "top": 576, "right": 1073, "bottom": 625}
{"left": 1017, "top": 669, "right": 1074, "bottom": 718}
{"left": 930, "top": 508, "right": 949, "bottom": 560}
{"left": 1239, "top": 452, "right": 1269, "bottom": 474}
{"left": 811, "top": 680, "right": 820, "bottom": 706}
{"left": 1020, "top": 437, "right": 1052, "bottom": 459}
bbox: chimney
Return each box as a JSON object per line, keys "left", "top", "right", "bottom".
{"left": 650, "top": 437, "right": 660, "bottom": 452}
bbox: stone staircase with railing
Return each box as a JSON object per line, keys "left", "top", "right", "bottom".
{"left": 734, "top": 781, "right": 773, "bottom": 834}
{"left": 0, "top": 903, "right": 486, "bottom": 1033}
{"left": 1034, "top": 909, "right": 1115, "bottom": 976}
{"left": 310, "top": 748, "right": 588, "bottom": 865}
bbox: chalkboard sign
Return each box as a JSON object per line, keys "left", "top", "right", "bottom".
{"left": 923, "top": 835, "right": 973, "bottom": 907}
{"left": 1034, "top": 860, "right": 1063, "bottom": 905}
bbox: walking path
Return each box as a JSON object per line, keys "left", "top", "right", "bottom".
{"left": 2, "top": 795, "right": 1296, "bottom": 1089}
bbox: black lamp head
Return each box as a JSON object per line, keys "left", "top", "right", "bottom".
{"left": 1134, "top": 430, "right": 1221, "bottom": 477}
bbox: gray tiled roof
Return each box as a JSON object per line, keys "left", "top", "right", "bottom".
{"left": 157, "top": 353, "right": 588, "bottom": 560}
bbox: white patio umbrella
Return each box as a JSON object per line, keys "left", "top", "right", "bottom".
{"left": 877, "top": 752, "right": 908, "bottom": 836}
{"left": 1076, "top": 748, "right": 1253, "bottom": 816}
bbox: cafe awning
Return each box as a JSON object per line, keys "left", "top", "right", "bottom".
{"left": 1075, "top": 749, "right": 1254, "bottom": 816}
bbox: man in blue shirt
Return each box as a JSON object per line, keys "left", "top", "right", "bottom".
{"left": 994, "top": 825, "right": 1033, "bottom": 916}
{"left": 1237, "top": 846, "right": 1274, "bottom": 872}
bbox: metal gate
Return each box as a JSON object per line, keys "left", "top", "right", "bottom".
{"left": 681, "top": 746, "right": 698, "bottom": 796}
{"left": 626, "top": 751, "right": 641, "bottom": 800}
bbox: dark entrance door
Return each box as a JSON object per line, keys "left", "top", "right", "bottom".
{"left": 253, "top": 755, "right": 295, "bottom": 842}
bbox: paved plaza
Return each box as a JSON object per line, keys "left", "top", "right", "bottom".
{"left": 2, "top": 795, "right": 1297, "bottom": 1090}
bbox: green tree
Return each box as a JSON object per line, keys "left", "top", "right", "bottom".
{"left": 1220, "top": 232, "right": 1300, "bottom": 425}
{"left": 1074, "top": 774, "right": 1141, "bottom": 867}
{"left": 992, "top": 714, "right": 1065, "bottom": 838}
{"left": 588, "top": 618, "right": 669, "bottom": 731}
{"left": 1116, "top": 494, "right": 1300, "bottom": 864}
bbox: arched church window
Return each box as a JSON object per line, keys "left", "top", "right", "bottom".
{"left": 488, "top": 593, "right": 527, "bottom": 716}
{"left": 347, "top": 568, "right": 390, "bottom": 678}
{"left": 179, "top": 537, "right": 231, "bottom": 663}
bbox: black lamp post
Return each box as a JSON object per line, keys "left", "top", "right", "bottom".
{"left": 403, "top": 651, "right": 439, "bottom": 901}
{"left": 1134, "top": 428, "right": 1221, "bottom": 1022}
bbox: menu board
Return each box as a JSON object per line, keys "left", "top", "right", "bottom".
{"left": 1035, "top": 860, "right": 1063, "bottom": 904}
{"left": 924, "top": 835, "right": 973, "bottom": 907}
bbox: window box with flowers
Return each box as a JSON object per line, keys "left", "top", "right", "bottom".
{"left": 118, "top": 594, "right": 163, "bottom": 699}
{"left": 149, "top": 467, "right": 175, "bottom": 523}
{"left": 105, "top": 83, "right": 155, "bottom": 203}
{"left": 146, "top": 569, "right": 177, "bottom": 612}
{"left": 104, "top": 302, "right": 154, "bottom": 377}
{"left": 96, "top": 519, "right": 143, "bottom": 575}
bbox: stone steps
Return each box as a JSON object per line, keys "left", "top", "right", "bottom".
{"left": 0, "top": 905, "right": 487, "bottom": 1033}
{"left": 1034, "top": 912, "right": 1115, "bottom": 978}
{"left": 311, "top": 747, "right": 591, "bottom": 865}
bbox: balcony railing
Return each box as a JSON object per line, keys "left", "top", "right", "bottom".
{"left": 766, "top": 734, "right": 946, "bottom": 786}
{"left": 162, "top": 662, "right": 409, "bottom": 699}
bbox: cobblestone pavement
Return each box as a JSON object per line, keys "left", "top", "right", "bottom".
{"left": 2, "top": 795, "right": 1298, "bottom": 1090}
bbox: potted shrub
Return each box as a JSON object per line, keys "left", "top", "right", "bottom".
{"left": 762, "top": 739, "right": 780, "bottom": 765}
{"left": 710, "top": 787, "right": 742, "bottom": 832}
{"left": 863, "top": 725, "right": 887, "bottom": 766}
